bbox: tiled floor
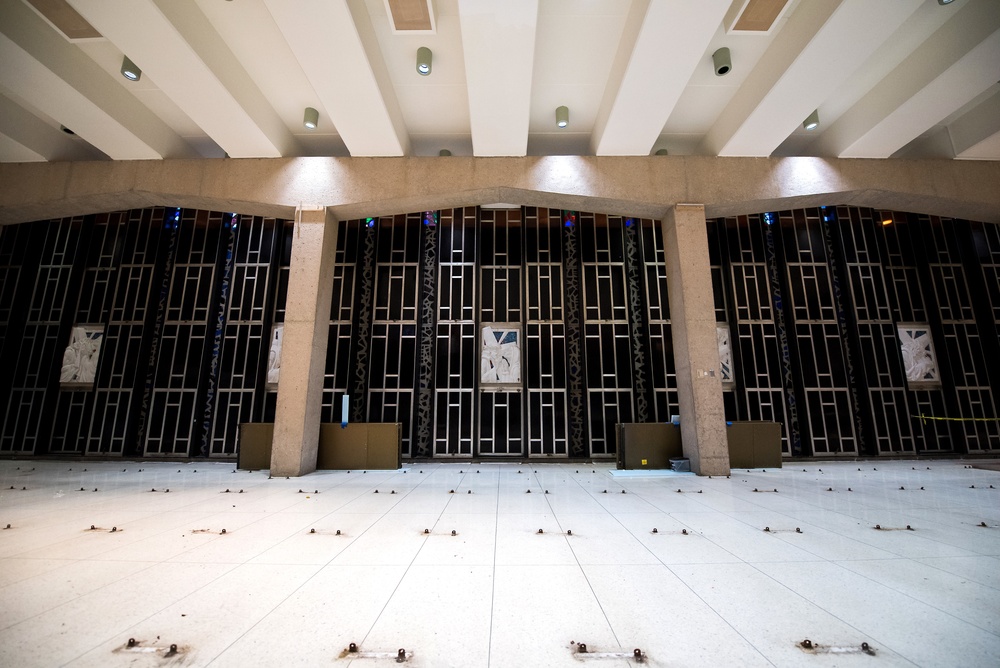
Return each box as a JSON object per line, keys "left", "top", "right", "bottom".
{"left": 1, "top": 459, "right": 998, "bottom": 667}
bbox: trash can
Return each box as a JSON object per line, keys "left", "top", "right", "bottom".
{"left": 670, "top": 458, "right": 690, "bottom": 472}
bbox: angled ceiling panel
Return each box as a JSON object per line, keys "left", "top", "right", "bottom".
{"left": 0, "top": 34, "right": 161, "bottom": 160}
{"left": 3, "top": 0, "right": 196, "bottom": 160}
{"left": 459, "top": 0, "right": 538, "bottom": 156}
{"left": 0, "top": 132, "right": 47, "bottom": 163}
{"left": 592, "top": 0, "right": 729, "bottom": 156}
{"left": 702, "top": 0, "right": 923, "bottom": 157}
{"left": 68, "top": 0, "right": 297, "bottom": 158}
{"left": 0, "top": 94, "right": 104, "bottom": 162}
{"left": 951, "top": 89, "right": 1000, "bottom": 159}
{"left": 820, "top": 1, "right": 1000, "bottom": 159}
{"left": 265, "top": 0, "right": 410, "bottom": 157}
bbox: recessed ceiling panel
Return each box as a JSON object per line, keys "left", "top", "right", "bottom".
{"left": 729, "top": 0, "right": 791, "bottom": 33}
{"left": 25, "top": 0, "right": 100, "bottom": 40}
{"left": 704, "top": 0, "right": 923, "bottom": 157}
{"left": 385, "top": 0, "right": 435, "bottom": 31}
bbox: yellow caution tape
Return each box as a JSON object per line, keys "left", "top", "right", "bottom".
{"left": 913, "top": 414, "right": 1000, "bottom": 423}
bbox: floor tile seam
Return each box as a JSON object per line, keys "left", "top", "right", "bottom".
{"left": 653, "top": 561, "right": 778, "bottom": 666}
{"left": 742, "top": 559, "right": 949, "bottom": 666}
{"left": 486, "top": 462, "right": 502, "bottom": 668}
{"left": 69, "top": 506, "right": 267, "bottom": 563}
{"left": 355, "top": 468, "right": 465, "bottom": 648}
{"left": 0, "top": 504, "right": 190, "bottom": 560}
{"left": 200, "top": 560, "right": 342, "bottom": 667}
{"left": 831, "top": 559, "right": 1000, "bottom": 632}
{"left": 721, "top": 490, "right": 999, "bottom": 554}
{"left": 713, "top": 507, "right": 902, "bottom": 563}
{"left": 311, "top": 468, "right": 429, "bottom": 532}
{"left": 564, "top": 469, "right": 750, "bottom": 564}
{"left": 256, "top": 476, "right": 428, "bottom": 556}
{"left": 540, "top": 488, "right": 625, "bottom": 651}
{"left": 0, "top": 541, "right": 188, "bottom": 616}
{"left": 67, "top": 559, "right": 273, "bottom": 668}
{"left": 0, "top": 555, "right": 200, "bottom": 637}
{"left": 812, "top": 515, "right": 1000, "bottom": 557}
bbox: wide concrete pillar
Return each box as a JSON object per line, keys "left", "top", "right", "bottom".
{"left": 662, "top": 204, "right": 730, "bottom": 476}
{"left": 271, "top": 207, "right": 338, "bottom": 476}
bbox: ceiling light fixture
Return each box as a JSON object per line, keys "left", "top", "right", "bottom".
{"left": 803, "top": 109, "right": 820, "bottom": 131}
{"left": 120, "top": 55, "right": 141, "bottom": 81}
{"left": 556, "top": 106, "right": 569, "bottom": 128}
{"left": 416, "top": 47, "right": 432, "bottom": 76}
{"left": 303, "top": 107, "right": 319, "bottom": 130}
{"left": 712, "top": 47, "right": 732, "bottom": 76}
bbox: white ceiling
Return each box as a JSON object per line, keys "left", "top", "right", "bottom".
{"left": 1, "top": 0, "right": 998, "bottom": 163}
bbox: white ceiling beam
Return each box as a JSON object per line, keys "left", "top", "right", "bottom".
{"left": 0, "top": 94, "right": 101, "bottom": 162}
{"left": 0, "top": 34, "right": 162, "bottom": 160}
{"left": 0, "top": 132, "right": 47, "bottom": 163}
{"left": 951, "top": 90, "right": 1000, "bottom": 159}
{"left": 591, "top": 0, "right": 729, "bottom": 156}
{"left": 820, "top": 1, "right": 1000, "bottom": 159}
{"left": 701, "top": 0, "right": 923, "bottom": 157}
{"left": 1, "top": 0, "right": 195, "bottom": 160}
{"left": 68, "top": 0, "right": 297, "bottom": 158}
{"left": 459, "top": 0, "right": 538, "bottom": 156}
{"left": 265, "top": 0, "right": 410, "bottom": 157}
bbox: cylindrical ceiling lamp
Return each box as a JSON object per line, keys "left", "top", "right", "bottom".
{"left": 803, "top": 109, "right": 820, "bottom": 131}
{"left": 555, "top": 105, "right": 569, "bottom": 128}
{"left": 303, "top": 107, "right": 319, "bottom": 130}
{"left": 712, "top": 47, "right": 731, "bottom": 76}
{"left": 416, "top": 47, "right": 432, "bottom": 76}
{"left": 121, "top": 55, "right": 141, "bottom": 81}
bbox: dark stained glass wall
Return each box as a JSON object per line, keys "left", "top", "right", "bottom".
{"left": 4, "top": 203, "right": 994, "bottom": 461}
{"left": 324, "top": 207, "right": 678, "bottom": 459}
{"left": 0, "top": 208, "right": 289, "bottom": 458}
{"left": 709, "top": 207, "right": 1000, "bottom": 457}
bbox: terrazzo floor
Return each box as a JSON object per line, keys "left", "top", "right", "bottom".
{"left": 1, "top": 458, "right": 998, "bottom": 667}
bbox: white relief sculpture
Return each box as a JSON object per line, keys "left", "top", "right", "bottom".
{"left": 60, "top": 326, "right": 103, "bottom": 385}
{"left": 898, "top": 325, "right": 938, "bottom": 383}
{"left": 481, "top": 325, "right": 521, "bottom": 384}
{"left": 267, "top": 325, "right": 283, "bottom": 386}
{"left": 717, "top": 324, "right": 733, "bottom": 383}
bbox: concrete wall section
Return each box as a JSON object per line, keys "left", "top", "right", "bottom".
{"left": 270, "top": 207, "right": 338, "bottom": 476}
{"left": 663, "top": 204, "right": 730, "bottom": 476}
{"left": 1, "top": 156, "right": 998, "bottom": 226}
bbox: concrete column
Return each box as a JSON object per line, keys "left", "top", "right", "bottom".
{"left": 662, "top": 204, "right": 730, "bottom": 476}
{"left": 270, "top": 207, "right": 338, "bottom": 476}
